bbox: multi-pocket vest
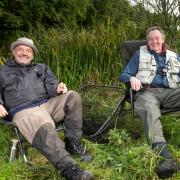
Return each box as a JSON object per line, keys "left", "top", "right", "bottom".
{"left": 136, "top": 45, "right": 180, "bottom": 88}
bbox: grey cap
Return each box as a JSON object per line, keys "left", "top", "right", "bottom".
{"left": 10, "top": 37, "right": 38, "bottom": 54}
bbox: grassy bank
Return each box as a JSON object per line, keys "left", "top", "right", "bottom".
{"left": 0, "top": 27, "right": 179, "bottom": 179}
{"left": 0, "top": 121, "right": 179, "bottom": 179}
{"left": 0, "top": 89, "right": 179, "bottom": 179}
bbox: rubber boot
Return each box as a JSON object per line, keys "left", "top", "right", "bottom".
{"left": 62, "top": 164, "right": 95, "bottom": 180}
{"left": 152, "top": 142, "right": 178, "bottom": 179}
{"left": 65, "top": 137, "right": 93, "bottom": 162}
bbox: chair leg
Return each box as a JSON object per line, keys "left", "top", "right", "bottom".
{"left": 130, "top": 89, "right": 140, "bottom": 139}
{"left": 130, "top": 89, "right": 135, "bottom": 133}
{"left": 14, "top": 127, "right": 28, "bottom": 162}
{"left": 9, "top": 138, "right": 19, "bottom": 163}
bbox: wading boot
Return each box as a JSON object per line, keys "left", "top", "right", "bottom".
{"left": 152, "top": 142, "right": 179, "bottom": 179}
{"left": 156, "top": 159, "right": 178, "bottom": 179}
{"left": 62, "top": 164, "right": 95, "bottom": 180}
{"left": 65, "top": 137, "right": 93, "bottom": 162}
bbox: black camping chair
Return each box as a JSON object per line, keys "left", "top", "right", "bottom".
{"left": 121, "top": 40, "right": 148, "bottom": 138}
{"left": 122, "top": 40, "right": 180, "bottom": 137}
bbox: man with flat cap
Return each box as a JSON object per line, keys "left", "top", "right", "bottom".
{"left": 0, "top": 37, "right": 95, "bottom": 180}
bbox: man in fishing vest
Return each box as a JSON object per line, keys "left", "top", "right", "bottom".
{"left": 120, "top": 26, "right": 179, "bottom": 179}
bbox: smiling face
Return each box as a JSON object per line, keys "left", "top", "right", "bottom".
{"left": 12, "top": 45, "right": 34, "bottom": 65}
{"left": 147, "top": 29, "right": 164, "bottom": 53}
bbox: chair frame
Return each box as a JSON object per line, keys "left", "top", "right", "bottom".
{"left": 0, "top": 118, "right": 65, "bottom": 163}
{"left": 0, "top": 118, "right": 28, "bottom": 162}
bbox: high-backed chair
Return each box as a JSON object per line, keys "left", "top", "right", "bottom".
{"left": 121, "top": 40, "right": 180, "bottom": 137}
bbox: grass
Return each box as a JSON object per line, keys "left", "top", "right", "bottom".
{"left": 0, "top": 25, "right": 179, "bottom": 179}
{"left": 0, "top": 126, "right": 179, "bottom": 179}
{"left": 0, "top": 89, "right": 179, "bottom": 180}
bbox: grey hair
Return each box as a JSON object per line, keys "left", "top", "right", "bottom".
{"left": 146, "top": 26, "right": 165, "bottom": 41}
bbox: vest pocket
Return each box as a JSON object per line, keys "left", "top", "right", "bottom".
{"left": 169, "top": 58, "right": 180, "bottom": 73}
{"left": 139, "top": 59, "right": 151, "bottom": 70}
{"left": 136, "top": 71, "right": 154, "bottom": 84}
{"left": 170, "top": 74, "right": 180, "bottom": 83}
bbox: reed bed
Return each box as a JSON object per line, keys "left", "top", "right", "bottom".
{"left": 0, "top": 26, "right": 179, "bottom": 179}
{"left": 32, "top": 27, "right": 127, "bottom": 89}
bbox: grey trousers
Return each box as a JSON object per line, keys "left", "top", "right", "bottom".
{"left": 134, "top": 88, "right": 180, "bottom": 146}
{"left": 12, "top": 90, "right": 82, "bottom": 172}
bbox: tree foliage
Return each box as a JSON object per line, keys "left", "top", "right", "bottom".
{"left": 133, "top": 0, "right": 180, "bottom": 47}
{"left": 0, "top": 0, "right": 92, "bottom": 30}
{"left": 1, "top": 0, "right": 180, "bottom": 54}
{"left": 0, "top": 0, "right": 137, "bottom": 30}
{"left": 91, "top": 0, "right": 134, "bottom": 26}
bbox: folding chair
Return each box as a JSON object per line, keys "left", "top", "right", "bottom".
{"left": 121, "top": 40, "right": 147, "bottom": 138}
{"left": 0, "top": 117, "right": 64, "bottom": 163}
{"left": 121, "top": 40, "right": 180, "bottom": 137}
{"left": 0, "top": 118, "right": 28, "bottom": 162}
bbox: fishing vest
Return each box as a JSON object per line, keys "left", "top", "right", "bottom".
{"left": 136, "top": 45, "right": 180, "bottom": 88}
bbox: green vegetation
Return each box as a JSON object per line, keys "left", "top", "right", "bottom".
{"left": 1, "top": 0, "right": 180, "bottom": 56}
{"left": 0, "top": 90, "right": 179, "bottom": 179}
{"left": 33, "top": 27, "right": 124, "bottom": 88}
{"left": 0, "top": 0, "right": 180, "bottom": 179}
{"left": 0, "top": 122, "right": 179, "bottom": 179}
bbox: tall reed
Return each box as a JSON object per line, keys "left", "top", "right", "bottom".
{"left": 33, "top": 26, "right": 126, "bottom": 89}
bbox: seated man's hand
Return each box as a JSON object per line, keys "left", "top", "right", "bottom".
{"left": 57, "top": 82, "right": 68, "bottom": 94}
{"left": 0, "top": 104, "right": 8, "bottom": 118}
{"left": 130, "top": 77, "right": 143, "bottom": 91}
